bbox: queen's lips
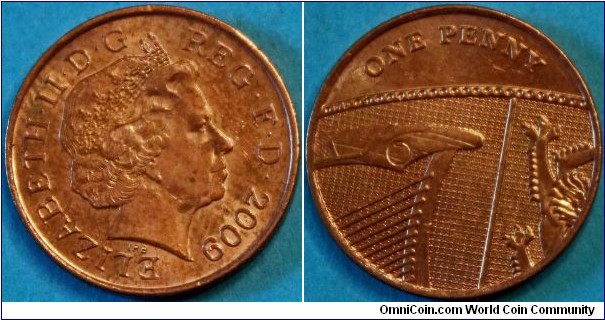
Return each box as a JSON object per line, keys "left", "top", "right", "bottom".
{"left": 213, "top": 169, "right": 228, "bottom": 181}
{"left": 210, "top": 158, "right": 227, "bottom": 173}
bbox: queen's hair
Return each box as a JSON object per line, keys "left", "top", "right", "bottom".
{"left": 60, "top": 34, "right": 196, "bottom": 207}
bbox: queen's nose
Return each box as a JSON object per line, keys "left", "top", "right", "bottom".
{"left": 209, "top": 124, "right": 234, "bottom": 155}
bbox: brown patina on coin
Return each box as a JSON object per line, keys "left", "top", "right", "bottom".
{"left": 307, "top": 5, "right": 601, "bottom": 298}
{"left": 6, "top": 5, "right": 298, "bottom": 295}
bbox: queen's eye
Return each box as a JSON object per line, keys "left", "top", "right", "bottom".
{"left": 189, "top": 115, "right": 209, "bottom": 132}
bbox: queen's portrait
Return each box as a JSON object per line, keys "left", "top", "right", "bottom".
{"left": 60, "top": 34, "right": 233, "bottom": 261}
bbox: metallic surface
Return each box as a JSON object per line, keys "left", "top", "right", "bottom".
{"left": 307, "top": 5, "right": 601, "bottom": 298}
{"left": 6, "top": 5, "right": 299, "bottom": 295}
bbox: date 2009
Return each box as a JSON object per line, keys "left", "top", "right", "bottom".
{"left": 202, "top": 187, "right": 269, "bottom": 261}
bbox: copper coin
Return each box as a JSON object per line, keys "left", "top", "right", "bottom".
{"left": 6, "top": 5, "right": 298, "bottom": 295}
{"left": 307, "top": 5, "right": 601, "bottom": 298}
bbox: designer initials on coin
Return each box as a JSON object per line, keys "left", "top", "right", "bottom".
{"left": 307, "top": 6, "right": 601, "bottom": 298}
{"left": 7, "top": 6, "right": 298, "bottom": 295}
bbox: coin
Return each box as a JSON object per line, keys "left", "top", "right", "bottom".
{"left": 6, "top": 5, "right": 298, "bottom": 295}
{"left": 307, "top": 5, "right": 601, "bottom": 298}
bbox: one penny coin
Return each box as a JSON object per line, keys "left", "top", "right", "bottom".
{"left": 307, "top": 5, "right": 601, "bottom": 298}
{"left": 6, "top": 5, "right": 298, "bottom": 295}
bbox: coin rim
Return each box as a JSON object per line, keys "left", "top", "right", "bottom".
{"left": 6, "top": 4, "right": 300, "bottom": 296}
{"left": 306, "top": 4, "right": 602, "bottom": 299}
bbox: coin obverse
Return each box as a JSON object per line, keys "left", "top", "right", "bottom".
{"left": 307, "top": 6, "right": 601, "bottom": 298}
{"left": 6, "top": 5, "right": 298, "bottom": 295}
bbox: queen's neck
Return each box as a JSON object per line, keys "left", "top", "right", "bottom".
{"left": 107, "top": 183, "right": 195, "bottom": 261}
